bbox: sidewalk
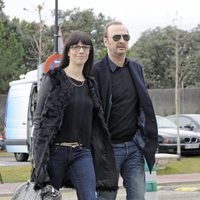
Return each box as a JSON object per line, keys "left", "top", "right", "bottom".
{"left": 0, "top": 173, "right": 200, "bottom": 197}
{"left": 157, "top": 173, "right": 200, "bottom": 185}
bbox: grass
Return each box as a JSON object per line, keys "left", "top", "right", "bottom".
{"left": 0, "top": 151, "right": 13, "bottom": 156}
{"left": 0, "top": 165, "right": 31, "bottom": 183}
{"left": 0, "top": 151, "right": 31, "bottom": 183}
{"left": 157, "top": 156, "right": 200, "bottom": 175}
{"left": 0, "top": 151, "right": 200, "bottom": 183}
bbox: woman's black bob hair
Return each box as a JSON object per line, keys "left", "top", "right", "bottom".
{"left": 59, "top": 31, "right": 94, "bottom": 78}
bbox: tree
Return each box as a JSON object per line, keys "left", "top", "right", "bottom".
{"left": 129, "top": 26, "right": 200, "bottom": 89}
{"left": 182, "top": 25, "right": 200, "bottom": 87}
{"left": 0, "top": 21, "right": 24, "bottom": 93}
{"left": 0, "top": 0, "right": 4, "bottom": 12}
{"left": 11, "top": 18, "right": 54, "bottom": 71}
{"left": 53, "top": 8, "right": 112, "bottom": 60}
{"left": 0, "top": 6, "right": 114, "bottom": 93}
{"left": 129, "top": 27, "right": 176, "bottom": 88}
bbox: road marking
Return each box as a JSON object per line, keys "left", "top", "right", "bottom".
{"left": 175, "top": 187, "right": 199, "bottom": 192}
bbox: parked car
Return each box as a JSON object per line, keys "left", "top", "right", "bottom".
{"left": 166, "top": 114, "right": 200, "bottom": 132}
{"left": 0, "top": 132, "right": 5, "bottom": 151}
{"left": 156, "top": 115, "right": 200, "bottom": 155}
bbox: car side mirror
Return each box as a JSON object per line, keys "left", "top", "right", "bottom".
{"left": 184, "top": 124, "right": 194, "bottom": 131}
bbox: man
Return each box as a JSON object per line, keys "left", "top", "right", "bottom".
{"left": 93, "top": 21, "right": 158, "bottom": 200}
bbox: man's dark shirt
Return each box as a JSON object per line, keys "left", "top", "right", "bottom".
{"left": 108, "top": 58, "right": 139, "bottom": 144}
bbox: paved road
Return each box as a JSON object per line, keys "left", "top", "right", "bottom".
{"left": 1, "top": 186, "right": 200, "bottom": 200}
{"left": 158, "top": 191, "right": 200, "bottom": 200}
{"left": 158, "top": 183, "right": 200, "bottom": 200}
{"left": 0, "top": 155, "right": 30, "bottom": 166}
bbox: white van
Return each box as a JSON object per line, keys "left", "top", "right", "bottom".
{"left": 4, "top": 53, "right": 62, "bottom": 162}
{"left": 4, "top": 69, "right": 40, "bottom": 161}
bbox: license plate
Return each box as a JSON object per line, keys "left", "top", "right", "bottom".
{"left": 185, "top": 143, "right": 200, "bottom": 149}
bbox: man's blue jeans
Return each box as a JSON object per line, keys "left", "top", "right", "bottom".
{"left": 49, "top": 145, "right": 97, "bottom": 200}
{"left": 97, "top": 140, "right": 145, "bottom": 200}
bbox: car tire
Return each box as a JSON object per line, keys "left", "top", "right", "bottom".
{"left": 14, "top": 153, "right": 29, "bottom": 162}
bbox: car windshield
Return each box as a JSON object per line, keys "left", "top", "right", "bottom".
{"left": 156, "top": 116, "right": 177, "bottom": 128}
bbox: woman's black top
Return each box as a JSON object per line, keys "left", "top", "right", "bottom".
{"left": 54, "top": 78, "right": 93, "bottom": 148}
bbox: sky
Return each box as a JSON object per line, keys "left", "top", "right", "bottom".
{"left": 3, "top": 0, "right": 200, "bottom": 46}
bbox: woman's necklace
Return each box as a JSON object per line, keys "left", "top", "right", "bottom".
{"left": 65, "top": 73, "right": 85, "bottom": 87}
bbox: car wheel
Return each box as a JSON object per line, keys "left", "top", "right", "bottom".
{"left": 14, "top": 153, "right": 29, "bottom": 162}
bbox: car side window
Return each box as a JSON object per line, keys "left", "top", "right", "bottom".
{"left": 179, "top": 117, "right": 196, "bottom": 129}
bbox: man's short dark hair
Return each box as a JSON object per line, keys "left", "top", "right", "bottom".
{"left": 103, "top": 21, "right": 123, "bottom": 37}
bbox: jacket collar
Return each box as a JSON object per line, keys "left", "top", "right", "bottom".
{"left": 103, "top": 54, "right": 130, "bottom": 72}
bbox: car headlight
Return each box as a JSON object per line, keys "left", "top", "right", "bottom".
{"left": 162, "top": 138, "right": 176, "bottom": 144}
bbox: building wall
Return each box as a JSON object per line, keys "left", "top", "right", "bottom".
{"left": 149, "top": 88, "right": 200, "bottom": 116}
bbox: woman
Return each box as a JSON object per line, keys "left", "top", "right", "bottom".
{"left": 31, "top": 31, "right": 118, "bottom": 200}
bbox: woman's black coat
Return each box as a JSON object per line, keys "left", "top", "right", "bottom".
{"left": 31, "top": 68, "right": 118, "bottom": 191}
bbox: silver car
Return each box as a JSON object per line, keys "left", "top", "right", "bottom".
{"left": 167, "top": 114, "right": 200, "bottom": 132}
{"left": 157, "top": 116, "right": 200, "bottom": 155}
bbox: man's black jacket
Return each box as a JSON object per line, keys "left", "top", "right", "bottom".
{"left": 93, "top": 55, "right": 158, "bottom": 172}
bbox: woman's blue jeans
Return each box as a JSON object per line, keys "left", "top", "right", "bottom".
{"left": 97, "top": 140, "right": 145, "bottom": 200}
{"left": 49, "top": 145, "right": 97, "bottom": 200}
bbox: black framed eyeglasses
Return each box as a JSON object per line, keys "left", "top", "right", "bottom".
{"left": 112, "top": 34, "right": 130, "bottom": 42}
{"left": 70, "top": 45, "right": 91, "bottom": 52}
